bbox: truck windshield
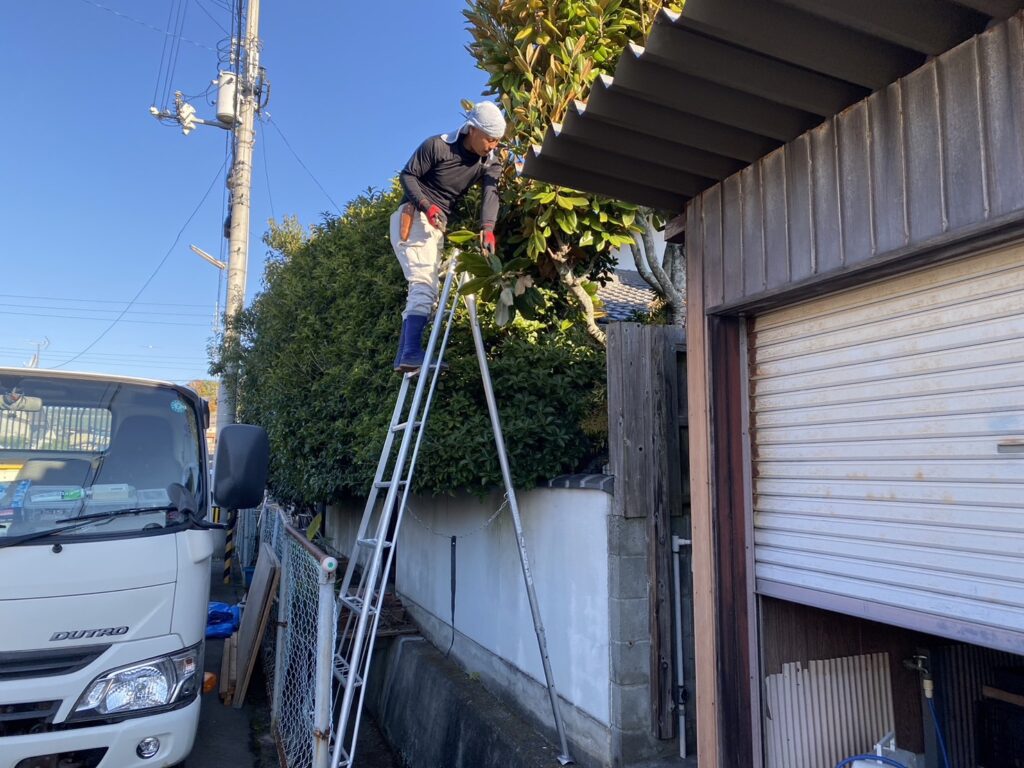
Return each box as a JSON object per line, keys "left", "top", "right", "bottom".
{"left": 0, "top": 372, "right": 205, "bottom": 542}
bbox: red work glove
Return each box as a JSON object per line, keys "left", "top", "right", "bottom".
{"left": 480, "top": 228, "right": 496, "bottom": 256}
{"left": 425, "top": 204, "right": 447, "bottom": 233}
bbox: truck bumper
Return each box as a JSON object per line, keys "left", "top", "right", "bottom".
{"left": 0, "top": 695, "right": 200, "bottom": 768}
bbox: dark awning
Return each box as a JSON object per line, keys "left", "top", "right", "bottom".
{"left": 522, "top": 0, "right": 1024, "bottom": 213}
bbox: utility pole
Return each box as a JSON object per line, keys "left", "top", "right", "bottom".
{"left": 217, "top": 0, "right": 261, "bottom": 435}
{"left": 25, "top": 338, "right": 49, "bottom": 369}
{"left": 151, "top": 0, "right": 263, "bottom": 436}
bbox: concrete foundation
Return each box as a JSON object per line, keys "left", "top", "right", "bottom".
{"left": 366, "top": 636, "right": 565, "bottom": 768}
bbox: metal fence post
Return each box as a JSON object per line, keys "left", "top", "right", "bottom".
{"left": 313, "top": 555, "right": 339, "bottom": 768}
{"left": 272, "top": 511, "right": 290, "bottom": 725}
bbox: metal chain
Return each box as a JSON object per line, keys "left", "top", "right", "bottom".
{"left": 406, "top": 493, "right": 509, "bottom": 539}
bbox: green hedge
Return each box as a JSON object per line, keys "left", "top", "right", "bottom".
{"left": 236, "top": 189, "right": 607, "bottom": 505}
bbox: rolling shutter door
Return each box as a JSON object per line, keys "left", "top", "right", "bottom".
{"left": 750, "top": 244, "right": 1024, "bottom": 653}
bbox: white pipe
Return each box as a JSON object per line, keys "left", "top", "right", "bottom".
{"left": 672, "top": 535, "right": 692, "bottom": 759}
{"left": 313, "top": 556, "right": 338, "bottom": 768}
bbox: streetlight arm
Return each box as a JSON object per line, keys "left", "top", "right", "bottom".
{"left": 190, "top": 244, "right": 227, "bottom": 270}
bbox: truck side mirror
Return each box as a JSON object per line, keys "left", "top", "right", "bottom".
{"left": 213, "top": 424, "right": 269, "bottom": 510}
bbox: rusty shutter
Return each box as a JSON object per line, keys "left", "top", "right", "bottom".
{"left": 749, "top": 243, "right": 1024, "bottom": 653}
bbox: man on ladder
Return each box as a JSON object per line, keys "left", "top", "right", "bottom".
{"left": 390, "top": 101, "right": 506, "bottom": 372}
{"left": 331, "top": 99, "right": 574, "bottom": 768}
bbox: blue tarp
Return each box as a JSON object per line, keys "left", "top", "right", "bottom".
{"left": 206, "top": 601, "right": 242, "bottom": 638}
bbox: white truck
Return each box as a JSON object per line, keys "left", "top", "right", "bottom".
{"left": 0, "top": 368, "right": 268, "bottom": 768}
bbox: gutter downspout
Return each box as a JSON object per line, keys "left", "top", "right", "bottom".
{"left": 672, "top": 535, "right": 692, "bottom": 759}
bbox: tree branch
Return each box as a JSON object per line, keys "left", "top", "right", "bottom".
{"left": 550, "top": 239, "right": 606, "bottom": 345}
{"left": 640, "top": 214, "right": 682, "bottom": 308}
{"left": 629, "top": 236, "right": 658, "bottom": 290}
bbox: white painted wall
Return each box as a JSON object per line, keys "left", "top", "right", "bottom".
{"left": 611, "top": 228, "right": 666, "bottom": 271}
{"left": 391, "top": 487, "right": 612, "bottom": 726}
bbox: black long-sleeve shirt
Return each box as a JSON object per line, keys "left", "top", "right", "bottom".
{"left": 399, "top": 134, "right": 500, "bottom": 228}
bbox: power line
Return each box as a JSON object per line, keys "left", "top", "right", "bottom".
{"left": 161, "top": 0, "right": 191, "bottom": 111}
{"left": 153, "top": 0, "right": 178, "bottom": 107}
{"left": 0, "top": 346, "right": 210, "bottom": 363}
{"left": 194, "top": 0, "right": 229, "bottom": 35}
{"left": 264, "top": 114, "right": 343, "bottom": 214}
{"left": 74, "top": 0, "right": 215, "bottom": 53}
{"left": 0, "top": 310, "right": 210, "bottom": 328}
{"left": 260, "top": 116, "right": 276, "bottom": 221}
{"left": 52, "top": 157, "right": 228, "bottom": 370}
{"left": 1, "top": 303, "right": 211, "bottom": 318}
{"left": 0, "top": 294, "right": 213, "bottom": 308}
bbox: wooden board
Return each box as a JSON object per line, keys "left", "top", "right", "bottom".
{"left": 219, "top": 632, "right": 238, "bottom": 705}
{"left": 232, "top": 542, "right": 280, "bottom": 708}
{"left": 686, "top": 198, "right": 720, "bottom": 766}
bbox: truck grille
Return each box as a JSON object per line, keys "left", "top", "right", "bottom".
{"left": 0, "top": 645, "right": 108, "bottom": 681}
{"left": 0, "top": 700, "right": 61, "bottom": 737}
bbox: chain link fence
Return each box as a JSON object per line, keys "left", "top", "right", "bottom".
{"left": 234, "top": 501, "right": 263, "bottom": 576}
{"left": 258, "top": 504, "right": 338, "bottom": 768}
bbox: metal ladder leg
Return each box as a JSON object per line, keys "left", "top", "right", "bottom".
{"left": 464, "top": 291, "right": 576, "bottom": 766}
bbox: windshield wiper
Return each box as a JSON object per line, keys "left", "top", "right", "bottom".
{"left": 55, "top": 505, "right": 177, "bottom": 524}
{"left": 0, "top": 506, "right": 179, "bottom": 549}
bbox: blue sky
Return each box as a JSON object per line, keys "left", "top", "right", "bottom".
{"left": 0, "top": 0, "right": 489, "bottom": 382}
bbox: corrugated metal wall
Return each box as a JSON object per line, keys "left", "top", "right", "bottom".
{"left": 749, "top": 243, "right": 1024, "bottom": 653}
{"left": 689, "top": 13, "right": 1024, "bottom": 313}
{"left": 926, "top": 644, "right": 1022, "bottom": 768}
{"left": 764, "top": 652, "right": 894, "bottom": 768}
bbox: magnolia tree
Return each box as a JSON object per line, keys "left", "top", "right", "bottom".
{"left": 461, "top": 0, "right": 685, "bottom": 338}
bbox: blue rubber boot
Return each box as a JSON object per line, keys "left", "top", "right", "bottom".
{"left": 396, "top": 314, "right": 429, "bottom": 373}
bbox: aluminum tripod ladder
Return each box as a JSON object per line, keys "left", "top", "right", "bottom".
{"left": 329, "top": 254, "right": 574, "bottom": 768}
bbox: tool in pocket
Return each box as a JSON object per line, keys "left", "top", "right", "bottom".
{"left": 399, "top": 202, "right": 415, "bottom": 242}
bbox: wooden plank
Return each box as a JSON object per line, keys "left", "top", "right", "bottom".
{"left": 983, "top": 684, "right": 1024, "bottom": 709}
{"left": 699, "top": 189, "right": 725, "bottom": 310}
{"left": 228, "top": 633, "right": 238, "bottom": 702}
{"left": 837, "top": 100, "right": 873, "bottom": 261}
{"left": 710, "top": 317, "right": 755, "bottom": 767}
{"left": 233, "top": 543, "right": 280, "bottom": 709}
{"left": 666, "top": 212, "right": 687, "bottom": 243}
{"left": 662, "top": 326, "right": 687, "bottom": 514}
{"left": 868, "top": 81, "right": 910, "bottom": 255}
{"left": 903, "top": 61, "right": 947, "bottom": 243}
{"left": 762, "top": 147, "right": 790, "bottom": 291}
{"left": 686, "top": 200, "right": 720, "bottom": 767}
{"left": 619, "top": 323, "right": 651, "bottom": 519}
{"left": 809, "top": 117, "right": 843, "bottom": 275}
{"left": 785, "top": 133, "right": 814, "bottom": 283}
{"left": 939, "top": 38, "right": 989, "bottom": 231}
{"left": 607, "top": 324, "right": 626, "bottom": 518}
{"left": 979, "top": 14, "right": 1024, "bottom": 218}
{"left": 722, "top": 175, "right": 745, "bottom": 306}
{"left": 648, "top": 327, "right": 676, "bottom": 739}
{"left": 219, "top": 635, "right": 232, "bottom": 703}
{"left": 741, "top": 164, "right": 766, "bottom": 296}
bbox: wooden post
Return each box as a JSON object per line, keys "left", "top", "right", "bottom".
{"left": 686, "top": 201, "right": 720, "bottom": 767}
{"left": 608, "top": 323, "right": 688, "bottom": 740}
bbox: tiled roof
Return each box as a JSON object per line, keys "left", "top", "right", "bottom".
{"left": 597, "top": 269, "right": 658, "bottom": 322}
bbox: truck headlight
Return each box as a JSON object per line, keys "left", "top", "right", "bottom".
{"left": 70, "top": 643, "right": 202, "bottom": 720}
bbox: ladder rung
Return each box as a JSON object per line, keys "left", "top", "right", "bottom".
{"left": 403, "top": 360, "right": 446, "bottom": 376}
{"left": 337, "top": 746, "right": 351, "bottom": 767}
{"left": 391, "top": 420, "right": 422, "bottom": 433}
{"left": 340, "top": 594, "right": 378, "bottom": 616}
{"left": 356, "top": 537, "right": 392, "bottom": 549}
{"left": 332, "top": 656, "right": 363, "bottom": 689}
{"left": 373, "top": 480, "right": 407, "bottom": 490}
